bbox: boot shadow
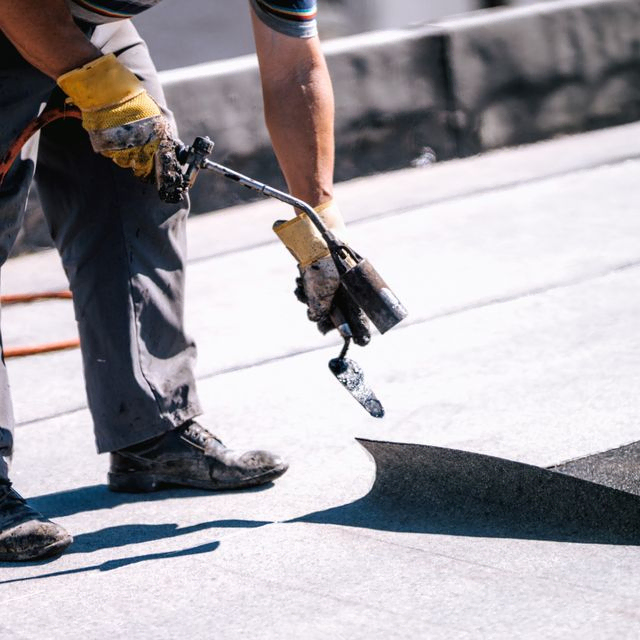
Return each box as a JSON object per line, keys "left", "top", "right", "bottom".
{"left": 28, "top": 482, "right": 274, "bottom": 519}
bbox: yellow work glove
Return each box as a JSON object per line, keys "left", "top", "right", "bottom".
{"left": 57, "top": 54, "right": 183, "bottom": 202}
{"left": 273, "top": 201, "right": 370, "bottom": 346}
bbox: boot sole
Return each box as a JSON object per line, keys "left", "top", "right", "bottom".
{"left": 0, "top": 534, "right": 73, "bottom": 563}
{"left": 107, "top": 463, "right": 288, "bottom": 493}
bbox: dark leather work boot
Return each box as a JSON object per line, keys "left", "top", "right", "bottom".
{"left": 108, "top": 421, "right": 288, "bottom": 493}
{"left": 0, "top": 483, "right": 73, "bottom": 562}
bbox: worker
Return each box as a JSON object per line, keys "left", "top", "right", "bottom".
{"left": 0, "top": 0, "right": 370, "bottom": 562}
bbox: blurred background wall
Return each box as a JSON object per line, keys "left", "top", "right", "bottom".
{"left": 134, "top": 0, "right": 550, "bottom": 70}
{"left": 17, "top": 0, "right": 640, "bottom": 254}
{"left": 135, "top": 0, "right": 640, "bottom": 216}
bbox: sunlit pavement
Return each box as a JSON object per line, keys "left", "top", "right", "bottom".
{"left": 2, "top": 121, "right": 640, "bottom": 639}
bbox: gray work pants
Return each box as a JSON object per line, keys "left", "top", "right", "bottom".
{"left": 0, "top": 21, "right": 202, "bottom": 482}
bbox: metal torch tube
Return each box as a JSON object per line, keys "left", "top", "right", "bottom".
{"left": 201, "top": 159, "right": 343, "bottom": 253}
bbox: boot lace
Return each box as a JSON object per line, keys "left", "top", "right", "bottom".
{"left": 180, "top": 421, "right": 224, "bottom": 449}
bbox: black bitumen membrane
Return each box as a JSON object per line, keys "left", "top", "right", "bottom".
{"left": 296, "top": 439, "right": 640, "bottom": 546}
{"left": 550, "top": 441, "right": 640, "bottom": 497}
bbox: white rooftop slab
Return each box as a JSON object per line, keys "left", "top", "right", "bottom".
{"left": 2, "top": 122, "right": 640, "bottom": 638}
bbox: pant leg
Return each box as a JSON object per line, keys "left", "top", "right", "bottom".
{"left": 35, "top": 21, "right": 202, "bottom": 454}
{"left": 0, "top": 36, "right": 58, "bottom": 481}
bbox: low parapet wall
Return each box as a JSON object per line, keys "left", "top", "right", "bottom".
{"left": 16, "top": 0, "right": 640, "bottom": 253}
{"left": 441, "top": 0, "right": 640, "bottom": 155}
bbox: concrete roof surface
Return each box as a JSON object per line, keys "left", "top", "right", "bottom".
{"left": 2, "top": 121, "right": 640, "bottom": 639}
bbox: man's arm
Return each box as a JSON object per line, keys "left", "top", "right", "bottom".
{"left": 250, "top": 10, "right": 334, "bottom": 208}
{"left": 252, "top": 11, "right": 371, "bottom": 344}
{"left": 0, "top": 0, "right": 100, "bottom": 78}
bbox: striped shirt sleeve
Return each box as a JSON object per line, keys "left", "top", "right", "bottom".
{"left": 67, "top": 0, "right": 318, "bottom": 36}
{"left": 250, "top": 0, "right": 318, "bottom": 38}
{"left": 68, "top": 0, "right": 162, "bottom": 23}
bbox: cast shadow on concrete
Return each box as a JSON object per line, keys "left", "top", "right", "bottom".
{"left": 0, "top": 541, "right": 220, "bottom": 584}
{"left": 28, "top": 482, "right": 274, "bottom": 520}
{"left": 69, "top": 520, "right": 269, "bottom": 554}
{"left": 0, "top": 486, "right": 272, "bottom": 578}
{"left": 16, "top": 436, "right": 640, "bottom": 579}
{"left": 294, "top": 439, "right": 640, "bottom": 546}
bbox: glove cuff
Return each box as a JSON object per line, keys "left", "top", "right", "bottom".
{"left": 313, "top": 200, "right": 347, "bottom": 237}
{"left": 57, "top": 53, "right": 145, "bottom": 111}
{"left": 273, "top": 201, "right": 346, "bottom": 268}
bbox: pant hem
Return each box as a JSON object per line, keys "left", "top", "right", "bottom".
{"left": 96, "top": 400, "right": 203, "bottom": 454}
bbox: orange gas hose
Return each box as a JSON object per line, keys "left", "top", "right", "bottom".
{"left": 3, "top": 339, "right": 80, "bottom": 359}
{"left": 0, "top": 290, "right": 73, "bottom": 304}
{"left": 0, "top": 289, "right": 80, "bottom": 358}
{"left": 0, "top": 106, "right": 82, "bottom": 185}
{"left": 0, "top": 107, "right": 83, "bottom": 358}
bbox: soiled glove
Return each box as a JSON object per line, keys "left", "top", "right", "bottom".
{"left": 274, "top": 201, "right": 370, "bottom": 346}
{"left": 57, "top": 54, "right": 183, "bottom": 202}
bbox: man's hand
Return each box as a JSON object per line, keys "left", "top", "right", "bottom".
{"left": 57, "top": 54, "right": 183, "bottom": 201}
{"left": 274, "top": 201, "right": 370, "bottom": 345}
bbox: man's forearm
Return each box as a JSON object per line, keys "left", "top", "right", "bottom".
{"left": 0, "top": 0, "right": 100, "bottom": 78}
{"left": 251, "top": 11, "right": 334, "bottom": 207}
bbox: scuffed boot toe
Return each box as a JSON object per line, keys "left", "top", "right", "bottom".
{"left": 209, "top": 447, "right": 289, "bottom": 488}
{"left": 0, "top": 520, "right": 73, "bottom": 562}
{"left": 0, "top": 485, "right": 72, "bottom": 562}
